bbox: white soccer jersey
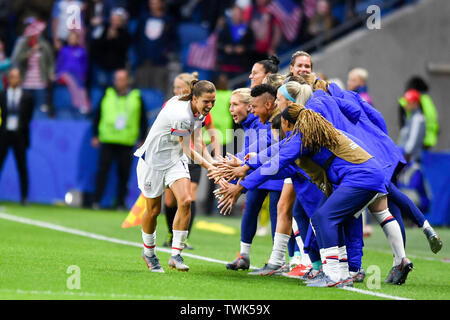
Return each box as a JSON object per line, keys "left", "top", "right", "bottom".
{"left": 134, "top": 96, "right": 205, "bottom": 170}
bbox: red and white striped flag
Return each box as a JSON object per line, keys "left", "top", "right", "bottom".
{"left": 186, "top": 32, "right": 218, "bottom": 71}
{"left": 267, "top": 0, "right": 303, "bottom": 42}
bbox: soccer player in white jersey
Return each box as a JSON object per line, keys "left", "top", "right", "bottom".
{"left": 135, "top": 80, "right": 219, "bottom": 272}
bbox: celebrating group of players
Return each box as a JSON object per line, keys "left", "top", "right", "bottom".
{"left": 135, "top": 51, "right": 442, "bottom": 287}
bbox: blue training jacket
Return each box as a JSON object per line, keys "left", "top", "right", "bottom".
{"left": 240, "top": 130, "right": 387, "bottom": 195}
{"left": 325, "top": 84, "right": 406, "bottom": 179}
{"left": 328, "top": 83, "right": 388, "bottom": 134}
{"left": 235, "top": 113, "right": 284, "bottom": 192}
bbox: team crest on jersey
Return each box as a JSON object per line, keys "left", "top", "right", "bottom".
{"left": 349, "top": 141, "right": 358, "bottom": 150}
{"left": 144, "top": 181, "right": 152, "bottom": 192}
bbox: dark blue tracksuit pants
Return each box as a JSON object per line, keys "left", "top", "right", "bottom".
{"left": 241, "top": 189, "right": 281, "bottom": 244}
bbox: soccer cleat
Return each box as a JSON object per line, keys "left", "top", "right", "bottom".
{"left": 384, "top": 266, "right": 396, "bottom": 283}
{"left": 301, "top": 268, "right": 322, "bottom": 281}
{"left": 142, "top": 252, "right": 164, "bottom": 273}
{"left": 168, "top": 254, "right": 190, "bottom": 272}
{"left": 284, "top": 264, "right": 312, "bottom": 279}
{"left": 226, "top": 252, "right": 250, "bottom": 271}
{"left": 305, "top": 270, "right": 326, "bottom": 285}
{"left": 350, "top": 268, "right": 366, "bottom": 283}
{"left": 248, "top": 263, "right": 288, "bottom": 276}
{"left": 390, "top": 258, "right": 413, "bottom": 285}
{"left": 289, "top": 255, "right": 303, "bottom": 269}
{"left": 342, "top": 277, "right": 354, "bottom": 287}
{"left": 306, "top": 274, "right": 348, "bottom": 288}
{"left": 423, "top": 227, "right": 443, "bottom": 254}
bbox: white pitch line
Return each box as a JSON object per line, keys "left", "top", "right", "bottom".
{"left": 0, "top": 288, "right": 187, "bottom": 300}
{"left": 341, "top": 287, "right": 412, "bottom": 300}
{"left": 0, "top": 212, "right": 412, "bottom": 300}
{"left": 0, "top": 212, "right": 231, "bottom": 266}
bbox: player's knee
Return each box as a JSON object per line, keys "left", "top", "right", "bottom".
{"left": 277, "top": 202, "right": 290, "bottom": 217}
{"left": 177, "top": 196, "right": 192, "bottom": 210}
{"left": 148, "top": 206, "right": 161, "bottom": 218}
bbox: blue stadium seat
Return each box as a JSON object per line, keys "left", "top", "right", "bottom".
{"left": 355, "top": 0, "right": 384, "bottom": 15}
{"left": 90, "top": 87, "right": 105, "bottom": 111}
{"left": 53, "top": 85, "right": 73, "bottom": 109}
{"left": 332, "top": 3, "right": 346, "bottom": 23}
{"left": 53, "top": 85, "right": 76, "bottom": 119}
{"left": 139, "top": 88, "right": 165, "bottom": 126}
{"left": 177, "top": 22, "right": 209, "bottom": 47}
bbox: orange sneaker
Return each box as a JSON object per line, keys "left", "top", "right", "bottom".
{"left": 284, "top": 264, "right": 311, "bottom": 279}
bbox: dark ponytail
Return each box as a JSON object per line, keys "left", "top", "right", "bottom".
{"left": 257, "top": 55, "right": 280, "bottom": 74}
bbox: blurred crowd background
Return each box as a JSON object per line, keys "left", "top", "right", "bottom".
{"left": 0, "top": 0, "right": 449, "bottom": 226}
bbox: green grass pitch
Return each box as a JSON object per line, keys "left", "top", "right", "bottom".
{"left": 0, "top": 202, "right": 449, "bottom": 300}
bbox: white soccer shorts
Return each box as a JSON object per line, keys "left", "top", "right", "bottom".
{"left": 137, "top": 155, "right": 191, "bottom": 198}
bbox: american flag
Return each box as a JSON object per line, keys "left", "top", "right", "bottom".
{"left": 186, "top": 32, "right": 218, "bottom": 71}
{"left": 267, "top": 0, "right": 303, "bottom": 42}
{"left": 23, "top": 20, "right": 47, "bottom": 37}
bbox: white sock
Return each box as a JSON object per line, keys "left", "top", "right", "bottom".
{"left": 142, "top": 230, "right": 156, "bottom": 257}
{"left": 422, "top": 220, "right": 431, "bottom": 231}
{"left": 292, "top": 218, "right": 311, "bottom": 265}
{"left": 240, "top": 241, "right": 251, "bottom": 256}
{"left": 171, "top": 230, "right": 188, "bottom": 256}
{"left": 338, "top": 246, "right": 349, "bottom": 280}
{"left": 371, "top": 209, "right": 406, "bottom": 266}
{"left": 268, "top": 233, "right": 291, "bottom": 267}
{"left": 319, "top": 248, "right": 327, "bottom": 274}
{"left": 321, "top": 246, "right": 340, "bottom": 282}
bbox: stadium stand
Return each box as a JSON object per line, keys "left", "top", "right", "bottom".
{"left": 0, "top": 0, "right": 448, "bottom": 224}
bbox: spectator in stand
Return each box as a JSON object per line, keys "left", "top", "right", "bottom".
{"left": 0, "top": 1, "right": 10, "bottom": 54}
{"left": 396, "top": 89, "right": 430, "bottom": 212}
{"left": 89, "top": 7, "right": 130, "bottom": 88}
{"left": 12, "top": 20, "right": 55, "bottom": 118}
{"left": 217, "top": 5, "right": 254, "bottom": 79}
{"left": 51, "top": 0, "right": 86, "bottom": 51}
{"left": 0, "top": 40, "right": 11, "bottom": 91}
{"left": 243, "top": 0, "right": 282, "bottom": 61}
{"left": 166, "top": 0, "right": 232, "bottom": 30}
{"left": 10, "top": 0, "right": 54, "bottom": 37}
{"left": 55, "top": 30, "right": 90, "bottom": 113}
{"left": 0, "top": 68, "right": 34, "bottom": 205}
{"left": 347, "top": 67, "right": 373, "bottom": 106}
{"left": 306, "top": 0, "right": 338, "bottom": 45}
{"left": 85, "top": 0, "right": 118, "bottom": 37}
{"left": 397, "top": 89, "right": 425, "bottom": 163}
{"left": 398, "top": 76, "right": 439, "bottom": 150}
{"left": 91, "top": 69, "right": 148, "bottom": 210}
{"left": 134, "top": 0, "right": 176, "bottom": 95}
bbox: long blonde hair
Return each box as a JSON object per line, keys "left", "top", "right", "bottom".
{"left": 283, "top": 103, "right": 340, "bottom": 154}
{"left": 263, "top": 73, "right": 286, "bottom": 89}
{"left": 284, "top": 81, "right": 313, "bottom": 106}
{"left": 301, "top": 73, "right": 330, "bottom": 92}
